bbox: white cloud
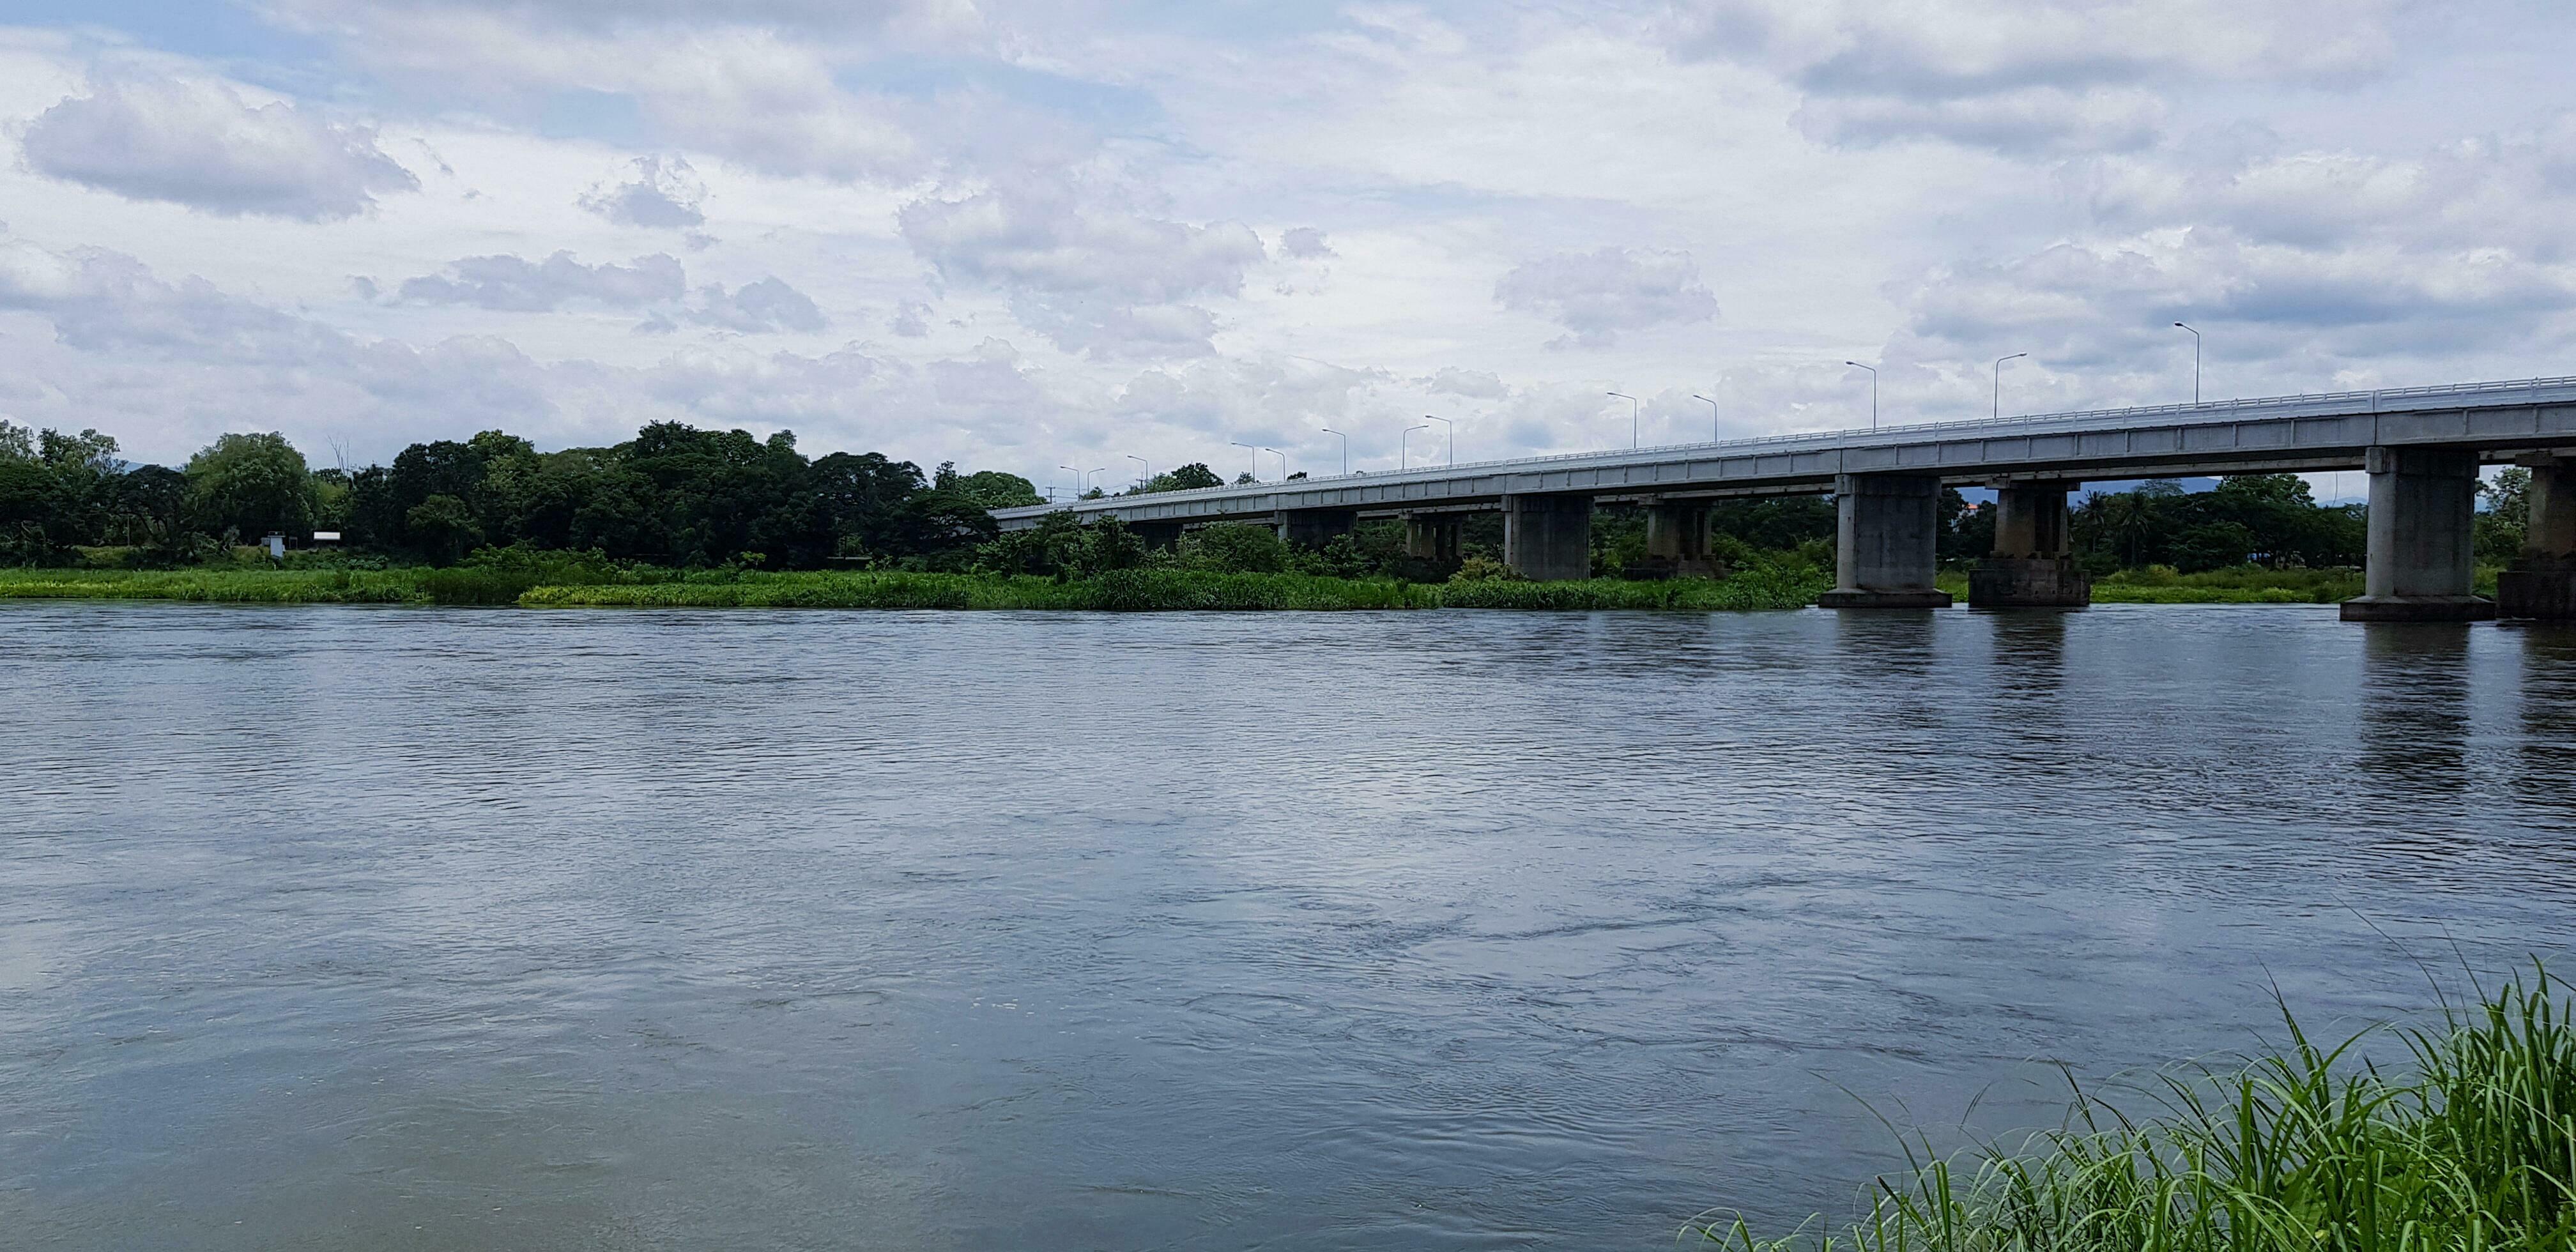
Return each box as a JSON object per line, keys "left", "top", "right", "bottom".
{"left": 577, "top": 154, "right": 706, "bottom": 229}
{"left": 898, "top": 179, "right": 1266, "bottom": 358}
{"left": 1667, "top": 0, "right": 2405, "bottom": 154}
{"left": 1797, "top": 86, "right": 2164, "bottom": 154}
{"left": 688, "top": 277, "right": 827, "bottom": 333}
{"left": 17, "top": 77, "right": 418, "bottom": 220}
{"left": 1423, "top": 366, "right": 1507, "bottom": 399}
{"left": 394, "top": 252, "right": 686, "bottom": 311}
{"left": 0, "top": 234, "right": 344, "bottom": 360}
{"left": 1494, "top": 247, "right": 1719, "bottom": 349}
{"left": 1279, "top": 226, "right": 1335, "bottom": 259}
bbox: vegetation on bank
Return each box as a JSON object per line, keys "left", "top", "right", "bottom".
{"left": 1694, "top": 967, "right": 2576, "bottom": 1252}
{"left": 3, "top": 415, "right": 2534, "bottom": 608}
{"left": 2094, "top": 565, "right": 2367, "bottom": 604}
{"left": 0, "top": 561, "right": 1837, "bottom": 612}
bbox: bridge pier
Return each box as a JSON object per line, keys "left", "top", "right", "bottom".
{"left": 1641, "top": 501, "right": 1720, "bottom": 577}
{"left": 2499, "top": 459, "right": 2576, "bottom": 618}
{"left": 1403, "top": 513, "right": 1463, "bottom": 562}
{"left": 1277, "top": 508, "right": 1356, "bottom": 549}
{"left": 2342, "top": 446, "right": 2495, "bottom": 622}
{"left": 1133, "top": 521, "right": 1183, "bottom": 550}
{"left": 1503, "top": 493, "right": 1592, "bottom": 581}
{"left": 1818, "top": 474, "right": 1952, "bottom": 608}
{"left": 1969, "top": 482, "right": 2090, "bottom": 607}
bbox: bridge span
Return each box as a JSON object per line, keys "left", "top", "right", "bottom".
{"left": 993, "top": 376, "right": 2576, "bottom": 621}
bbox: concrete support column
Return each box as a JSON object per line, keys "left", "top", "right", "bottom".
{"left": 1133, "top": 521, "right": 1183, "bottom": 550}
{"left": 1503, "top": 494, "right": 1592, "bottom": 581}
{"left": 1643, "top": 501, "right": 1719, "bottom": 576}
{"left": 1818, "top": 474, "right": 1952, "bottom": 608}
{"left": 2499, "top": 460, "right": 2576, "bottom": 618}
{"left": 1277, "top": 508, "right": 1356, "bottom": 549}
{"left": 1403, "top": 513, "right": 1462, "bottom": 562}
{"left": 2342, "top": 446, "right": 2494, "bottom": 622}
{"left": 1970, "top": 482, "right": 2090, "bottom": 607}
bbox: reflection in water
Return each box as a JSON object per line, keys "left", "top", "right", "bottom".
{"left": 2, "top": 602, "right": 2572, "bottom": 1252}
{"left": 2517, "top": 625, "right": 2576, "bottom": 820}
{"left": 2359, "top": 624, "right": 2474, "bottom": 790}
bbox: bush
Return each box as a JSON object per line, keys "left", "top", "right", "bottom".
{"left": 1449, "top": 555, "right": 1525, "bottom": 583}
{"left": 1177, "top": 523, "right": 1291, "bottom": 573}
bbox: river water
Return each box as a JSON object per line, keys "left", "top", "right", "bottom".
{"left": 4, "top": 602, "right": 2573, "bottom": 1249}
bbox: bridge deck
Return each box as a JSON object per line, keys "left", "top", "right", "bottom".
{"left": 993, "top": 376, "right": 2576, "bottom": 530}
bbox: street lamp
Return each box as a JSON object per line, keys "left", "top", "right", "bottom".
{"left": 1126, "top": 454, "right": 1148, "bottom": 490}
{"left": 2174, "top": 322, "right": 2202, "bottom": 404}
{"left": 1993, "top": 353, "right": 2027, "bottom": 419}
{"left": 1261, "top": 447, "right": 1287, "bottom": 480}
{"left": 1843, "top": 362, "right": 1878, "bottom": 431}
{"left": 1423, "top": 415, "right": 1453, "bottom": 466}
{"left": 1229, "top": 441, "right": 1261, "bottom": 482}
{"left": 1087, "top": 467, "right": 1108, "bottom": 494}
{"left": 1058, "top": 464, "right": 1079, "bottom": 499}
{"left": 1400, "top": 424, "right": 1429, "bottom": 470}
{"left": 1607, "top": 391, "right": 1639, "bottom": 448}
{"left": 1319, "top": 426, "right": 1349, "bottom": 475}
{"left": 1691, "top": 392, "right": 1719, "bottom": 442}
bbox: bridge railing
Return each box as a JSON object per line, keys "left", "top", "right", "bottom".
{"left": 1000, "top": 374, "right": 2576, "bottom": 517}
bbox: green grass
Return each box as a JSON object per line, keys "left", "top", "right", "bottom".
{"left": 2092, "top": 565, "right": 2364, "bottom": 604}
{"left": 1693, "top": 966, "right": 2576, "bottom": 1252}
{"left": 0, "top": 565, "right": 1828, "bottom": 612}
{"left": 0, "top": 567, "right": 435, "bottom": 603}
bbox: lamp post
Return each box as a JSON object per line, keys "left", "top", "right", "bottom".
{"left": 1607, "top": 391, "right": 1639, "bottom": 448}
{"left": 1400, "top": 424, "right": 1429, "bottom": 470}
{"left": 1058, "top": 464, "right": 1079, "bottom": 499}
{"left": 1261, "top": 447, "right": 1287, "bottom": 480}
{"left": 1423, "top": 415, "right": 1452, "bottom": 466}
{"left": 1843, "top": 362, "right": 1878, "bottom": 431}
{"left": 1691, "top": 392, "right": 1719, "bottom": 442}
{"left": 1993, "top": 353, "right": 2027, "bottom": 419}
{"left": 2174, "top": 322, "right": 2201, "bottom": 404}
{"left": 1229, "top": 441, "right": 1260, "bottom": 482}
{"left": 1087, "top": 467, "right": 1108, "bottom": 495}
{"left": 1319, "top": 426, "right": 1348, "bottom": 475}
{"left": 1126, "top": 454, "right": 1148, "bottom": 490}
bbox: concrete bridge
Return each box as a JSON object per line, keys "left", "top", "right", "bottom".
{"left": 995, "top": 376, "right": 2576, "bottom": 621}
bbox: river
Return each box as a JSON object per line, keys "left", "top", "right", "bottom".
{"left": 4, "top": 602, "right": 2573, "bottom": 1249}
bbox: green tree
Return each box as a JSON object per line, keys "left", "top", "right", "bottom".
{"left": 184, "top": 432, "right": 313, "bottom": 540}
{"left": 404, "top": 494, "right": 483, "bottom": 565}
{"left": 1178, "top": 523, "right": 1289, "bottom": 572}
{"left": 953, "top": 470, "right": 1043, "bottom": 509}
{"left": 2478, "top": 467, "right": 2531, "bottom": 566}
{"left": 1126, "top": 462, "right": 1225, "bottom": 494}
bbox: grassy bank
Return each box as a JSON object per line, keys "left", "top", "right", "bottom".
{"left": 1928, "top": 565, "right": 2373, "bottom": 604}
{"left": 0, "top": 565, "right": 1832, "bottom": 612}
{"left": 1695, "top": 968, "right": 2576, "bottom": 1251}
{"left": 2093, "top": 564, "right": 2366, "bottom": 604}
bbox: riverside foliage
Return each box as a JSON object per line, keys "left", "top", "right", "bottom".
{"left": 4, "top": 418, "right": 2481, "bottom": 606}
{"left": 0, "top": 563, "right": 1837, "bottom": 612}
{"left": 1695, "top": 968, "right": 2576, "bottom": 1252}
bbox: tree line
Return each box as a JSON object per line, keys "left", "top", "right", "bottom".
{"left": 3, "top": 416, "right": 2515, "bottom": 577}
{"left": 0, "top": 420, "right": 1044, "bottom": 569}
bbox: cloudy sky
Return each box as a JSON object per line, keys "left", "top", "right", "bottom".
{"left": 2, "top": 1, "right": 2571, "bottom": 495}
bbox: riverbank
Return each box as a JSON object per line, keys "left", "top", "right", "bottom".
{"left": 1929, "top": 564, "right": 2379, "bottom": 604}
{"left": 0, "top": 563, "right": 2450, "bottom": 609}
{"left": 0, "top": 565, "right": 1833, "bottom": 611}
{"left": 1698, "top": 968, "right": 2576, "bottom": 1250}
